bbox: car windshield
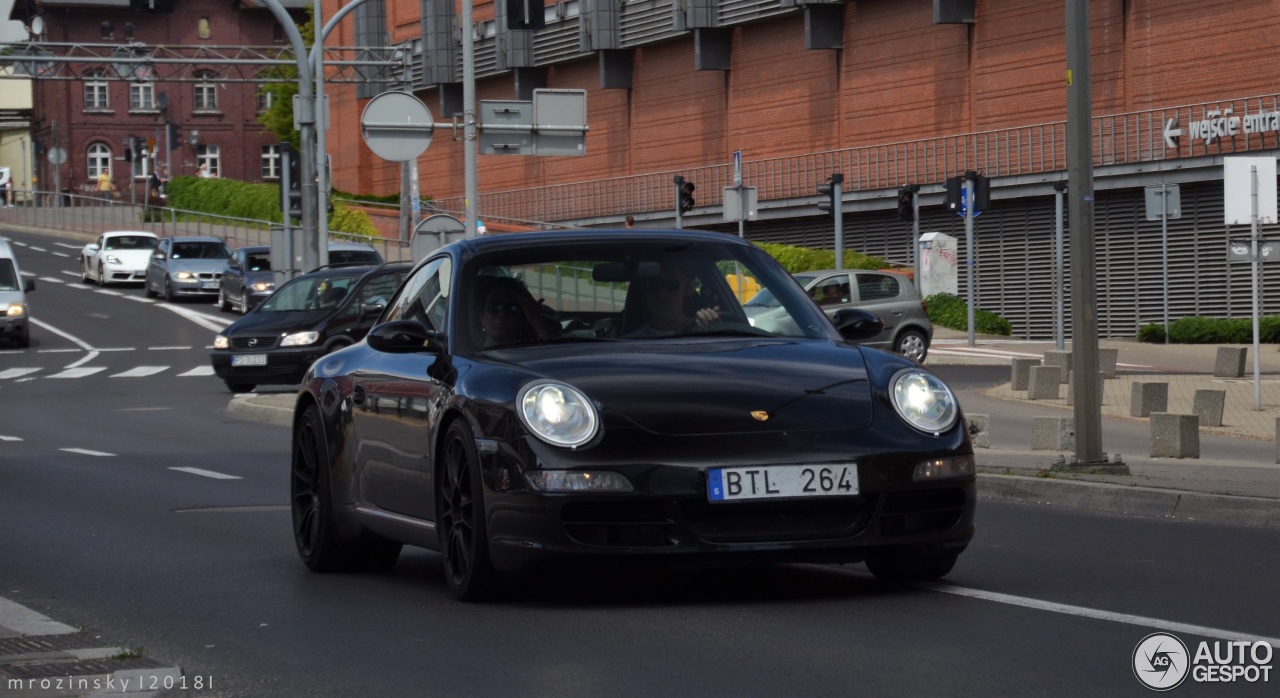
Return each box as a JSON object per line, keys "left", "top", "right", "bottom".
{"left": 0, "top": 259, "right": 17, "bottom": 291}
{"left": 172, "top": 242, "right": 230, "bottom": 260}
{"left": 105, "top": 236, "right": 157, "bottom": 251}
{"left": 329, "top": 249, "right": 381, "bottom": 265}
{"left": 744, "top": 273, "right": 814, "bottom": 311}
{"left": 448, "top": 238, "right": 832, "bottom": 353}
{"left": 245, "top": 253, "right": 271, "bottom": 272}
{"left": 260, "top": 273, "right": 360, "bottom": 312}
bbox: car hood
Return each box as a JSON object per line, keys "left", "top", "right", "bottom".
{"left": 505, "top": 339, "right": 874, "bottom": 435}
{"left": 0, "top": 289, "right": 25, "bottom": 306}
{"left": 241, "top": 270, "right": 274, "bottom": 286}
{"left": 223, "top": 309, "right": 328, "bottom": 336}
{"left": 166, "top": 259, "right": 228, "bottom": 274}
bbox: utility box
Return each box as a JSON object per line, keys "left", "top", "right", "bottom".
{"left": 918, "top": 232, "right": 959, "bottom": 297}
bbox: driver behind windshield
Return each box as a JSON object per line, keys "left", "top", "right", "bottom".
{"left": 628, "top": 259, "right": 720, "bottom": 336}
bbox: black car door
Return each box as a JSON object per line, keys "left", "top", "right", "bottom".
{"left": 223, "top": 249, "right": 245, "bottom": 302}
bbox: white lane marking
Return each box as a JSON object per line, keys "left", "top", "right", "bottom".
{"left": 178, "top": 366, "right": 216, "bottom": 376}
{"left": 158, "top": 303, "right": 232, "bottom": 332}
{"left": 36, "top": 348, "right": 81, "bottom": 353}
{"left": 0, "top": 597, "right": 78, "bottom": 636}
{"left": 110, "top": 366, "right": 168, "bottom": 378}
{"left": 0, "top": 368, "right": 41, "bottom": 379}
{"left": 917, "top": 581, "right": 1280, "bottom": 646}
{"left": 95, "top": 347, "right": 134, "bottom": 352}
{"left": 38, "top": 276, "right": 65, "bottom": 284}
{"left": 52, "top": 252, "right": 70, "bottom": 258}
{"left": 20, "top": 270, "right": 34, "bottom": 276}
{"left": 59, "top": 270, "right": 79, "bottom": 277}
{"left": 54, "top": 242, "right": 83, "bottom": 249}
{"left": 62, "top": 282, "right": 90, "bottom": 290}
{"left": 169, "top": 467, "right": 241, "bottom": 480}
{"left": 47, "top": 367, "right": 107, "bottom": 379}
{"left": 149, "top": 345, "right": 192, "bottom": 350}
{"left": 10, "top": 240, "right": 27, "bottom": 246}
{"left": 125, "top": 295, "right": 155, "bottom": 303}
{"left": 94, "top": 289, "right": 125, "bottom": 296}
{"left": 0, "top": 435, "right": 23, "bottom": 441}
{"left": 60, "top": 447, "right": 115, "bottom": 457}
{"left": 29, "top": 246, "right": 46, "bottom": 252}
{"left": 28, "top": 318, "right": 100, "bottom": 368}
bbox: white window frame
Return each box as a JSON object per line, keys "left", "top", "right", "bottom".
{"left": 87, "top": 143, "right": 111, "bottom": 179}
{"left": 130, "top": 82, "right": 155, "bottom": 110}
{"left": 194, "top": 71, "right": 218, "bottom": 111}
{"left": 84, "top": 69, "right": 108, "bottom": 109}
{"left": 196, "top": 145, "right": 221, "bottom": 177}
{"left": 257, "top": 86, "right": 274, "bottom": 113}
{"left": 261, "top": 144, "right": 281, "bottom": 179}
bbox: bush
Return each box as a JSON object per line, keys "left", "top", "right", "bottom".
{"left": 164, "top": 176, "right": 379, "bottom": 236}
{"left": 754, "top": 242, "right": 885, "bottom": 274}
{"left": 924, "top": 293, "right": 1013, "bottom": 336}
{"left": 1142, "top": 315, "right": 1280, "bottom": 344}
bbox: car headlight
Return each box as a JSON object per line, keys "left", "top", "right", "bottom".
{"left": 213, "top": 334, "right": 229, "bottom": 349}
{"left": 280, "top": 331, "right": 319, "bottom": 347}
{"left": 5, "top": 303, "right": 24, "bottom": 318}
{"left": 175, "top": 271, "right": 195, "bottom": 280}
{"left": 250, "top": 282, "right": 274, "bottom": 292}
{"left": 105, "top": 254, "right": 121, "bottom": 264}
{"left": 517, "top": 381, "right": 599, "bottom": 448}
{"left": 890, "top": 369, "right": 959, "bottom": 435}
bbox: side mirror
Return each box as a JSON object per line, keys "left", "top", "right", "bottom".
{"left": 361, "top": 303, "right": 385, "bottom": 320}
{"left": 832, "top": 308, "right": 884, "bottom": 342}
{"left": 24, "top": 278, "right": 35, "bottom": 293}
{"left": 86, "top": 244, "right": 100, "bottom": 253}
{"left": 366, "top": 320, "right": 445, "bottom": 354}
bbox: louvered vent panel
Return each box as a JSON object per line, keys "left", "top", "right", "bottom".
{"left": 621, "top": 0, "right": 683, "bottom": 47}
{"left": 719, "top": 0, "right": 796, "bottom": 25}
{"left": 536, "top": 20, "right": 593, "bottom": 64}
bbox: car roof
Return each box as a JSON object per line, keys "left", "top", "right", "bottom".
{"left": 797, "top": 269, "right": 909, "bottom": 277}
{"left": 328, "top": 241, "right": 377, "bottom": 250}
{"left": 445, "top": 228, "right": 756, "bottom": 256}
{"left": 164, "top": 236, "right": 227, "bottom": 243}
{"left": 295, "top": 261, "right": 411, "bottom": 279}
{"left": 103, "top": 230, "right": 158, "bottom": 237}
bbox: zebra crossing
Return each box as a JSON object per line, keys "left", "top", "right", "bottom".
{"left": 0, "top": 364, "right": 216, "bottom": 380}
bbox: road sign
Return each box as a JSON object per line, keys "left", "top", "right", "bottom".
{"left": 1144, "top": 184, "right": 1182, "bottom": 220}
{"left": 479, "top": 100, "right": 534, "bottom": 155}
{"left": 732, "top": 150, "right": 742, "bottom": 188}
{"left": 47, "top": 147, "right": 66, "bottom": 166}
{"left": 532, "top": 89, "right": 587, "bottom": 157}
{"left": 723, "top": 186, "right": 757, "bottom": 221}
{"left": 360, "top": 91, "right": 434, "bottom": 162}
{"left": 1224, "top": 156, "right": 1278, "bottom": 225}
{"left": 954, "top": 185, "right": 982, "bottom": 218}
{"left": 412, "top": 214, "right": 467, "bottom": 262}
{"left": 1227, "top": 238, "right": 1279, "bottom": 262}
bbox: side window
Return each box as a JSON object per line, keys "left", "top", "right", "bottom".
{"left": 856, "top": 274, "right": 899, "bottom": 302}
{"left": 813, "top": 276, "right": 850, "bottom": 306}
{"left": 357, "top": 272, "right": 402, "bottom": 311}
{"left": 383, "top": 258, "right": 450, "bottom": 332}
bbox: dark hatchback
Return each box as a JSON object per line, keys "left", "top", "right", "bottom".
{"left": 210, "top": 263, "right": 410, "bottom": 393}
{"left": 288, "top": 229, "right": 976, "bottom": 601}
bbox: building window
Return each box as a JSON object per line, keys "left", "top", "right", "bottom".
{"left": 83, "top": 69, "right": 108, "bottom": 109}
{"left": 130, "top": 82, "right": 154, "bottom": 110}
{"left": 194, "top": 71, "right": 217, "bottom": 111}
{"left": 198, "top": 16, "right": 211, "bottom": 40}
{"left": 132, "top": 151, "right": 152, "bottom": 180}
{"left": 87, "top": 143, "right": 111, "bottom": 178}
{"left": 196, "top": 145, "right": 221, "bottom": 177}
{"left": 261, "top": 144, "right": 281, "bottom": 179}
{"left": 257, "top": 85, "right": 274, "bottom": 113}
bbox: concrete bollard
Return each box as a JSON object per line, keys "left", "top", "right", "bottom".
{"left": 1150, "top": 413, "right": 1200, "bottom": 458}
{"left": 966, "top": 413, "right": 990, "bottom": 448}
{"left": 1098, "top": 347, "right": 1120, "bottom": 379}
{"left": 1043, "top": 350, "right": 1072, "bottom": 384}
{"left": 1192, "top": 389, "right": 1226, "bottom": 428}
{"left": 1010, "top": 358, "right": 1041, "bottom": 391}
{"left": 1027, "top": 366, "right": 1062, "bottom": 400}
{"left": 1130, "top": 381, "right": 1169, "bottom": 417}
{"left": 1032, "top": 416, "right": 1075, "bottom": 450}
{"left": 1214, "top": 347, "right": 1247, "bottom": 378}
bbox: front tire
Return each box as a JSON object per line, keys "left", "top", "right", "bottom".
{"left": 163, "top": 277, "right": 175, "bottom": 303}
{"left": 218, "top": 288, "right": 232, "bottom": 312}
{"left": 80, "top": 260, "right": 92, "bottom": 284}
{"left": 894, "top": 330, "right": 929, "bottom": 363}
{"left": 291, "top": 405, "right": 402, "bottom": 572}
{"left": 866, "top": 551, "right": 958, "bottom": 582}
{"left": 97, "top": 261, "right": 106, "bottom": 287}
{"left": 438, "top": 420, "right": 501, "bottom": 601}
{"left": 144, "top": 277, "right": 157, "bottom": 298}
{"left": 223, "top": 381, "right": 256, "bottom": 394}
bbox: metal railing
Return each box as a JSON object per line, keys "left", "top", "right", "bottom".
{"left": 432, "top": 92, "right": 1280, "bottom": 223}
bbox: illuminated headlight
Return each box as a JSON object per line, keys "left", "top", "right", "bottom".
{"left": 517, "top": 381, "right": 599, "bottom": 448}
{"left": 913, "top": 455, "right": 975, "bottom": 481}
{"left": 213, "top": 334, "right": 229, "bottom": 349}
{"left": 105, "top": 254, "right": 121, "bottom": 264}
{"left": 250, "top": 282, "right": 274, "bottom": 292}
{"left": 175, "top": 271, "right": 195, "bottom": 280}
{"left": 5, "top": 303, "right": 24, "bottom": 318}
{"left": 890, "top": 369, "right": 959, "bottom": 434}
{"left": 280, "top": 331, "right": 319, "bottom": 347}
{"left": 524, "top": 471, "right": 632, "bottom": 493}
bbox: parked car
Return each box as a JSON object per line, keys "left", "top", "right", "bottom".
{"left": 0, "top": 239, "right": 34, "bottom": 348}
{"left": 144, "top": 236, "right": 231, "bottom": 302}
{"left": 210, "top": 262, "right": 411, "bottom": 393}
{"left": 288, "top": 229, "right": 974, "bottom": 600}
{"left": 745, "top": 269, "right": 933, "bottom": 362}
{"left": 79, "top": 231, "right": 159, "bottom": 285}
{"left": 217, "top": 242, "right": 385, "bottom": 315}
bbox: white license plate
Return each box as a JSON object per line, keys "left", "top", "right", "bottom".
{"left": 707, "top": 464, "right": 858, "bottom": 502}
{"left": 231, "top": 354, "right": 267, "bottom": 367}
{"left": 200, "top": 281, "right": 219, "bottom": 290}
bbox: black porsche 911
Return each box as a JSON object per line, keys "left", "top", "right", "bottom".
{"left": 290, "top": 229, "right": 975, "bottom": 600}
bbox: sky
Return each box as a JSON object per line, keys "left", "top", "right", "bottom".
{"left": 0, "top": 0, "right": 26, "bottom": 43}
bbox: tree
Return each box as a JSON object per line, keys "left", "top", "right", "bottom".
{"left": 257, "top": 8, "right": 315, "bottom": 149}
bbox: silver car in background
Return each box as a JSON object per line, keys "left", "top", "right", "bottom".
{"left": 145, "top": 236, "right": 231, "bottom": 303}
{"left": 745, "top": 269, "right": 933, "bottom": 362}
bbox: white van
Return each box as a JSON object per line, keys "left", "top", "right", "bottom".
{"left": 0, "top": 239, "right": 35, "bottom": 347}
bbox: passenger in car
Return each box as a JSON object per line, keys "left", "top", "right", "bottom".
{"left": 477, "top": 276, "right": 559, "bottom": 348}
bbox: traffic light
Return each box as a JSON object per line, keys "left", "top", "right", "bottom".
{"left": 165, "top": 122, "right": 182, "bottom": 150}
{"left": 679, "top": 180, "right": 696, "bottom": 214}
{"left": 944, "top": 176, "right": 963, "bottom": 212}
{"left": 973, "top": 174, "right": 991, "bottom": 212}
{"left": 897, "top": 188, "right": 915, "bottom": 221}
{"left": 505, "top": 0, "right": 546, "bottom": 30}
{"left": 123, "top": 139, "right": 134, "bottom": 163}
{"left": 280, "top": 143, "right": 302, "bottom": 220}
{"left": 817, "top": 174, "right": 842, "bottom": 214}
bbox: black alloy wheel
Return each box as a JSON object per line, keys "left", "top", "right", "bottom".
{"left": 438, "top": 420, "right": 500, "bottom": 601}
{"left": 291, "top": 405, "right": 400, "bottom": 572}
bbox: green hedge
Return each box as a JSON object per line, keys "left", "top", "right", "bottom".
{"left": 924, "top": 292, "right": 1014, "bottom": 336}
{"left": 1139, "top": 316, "right": 1280, "bottom": 344}
{"left": 163, "top": 176, "right": 380, "bottom": 238}
{"left": 754, "top": 242, "right": 886, "bottom": 274}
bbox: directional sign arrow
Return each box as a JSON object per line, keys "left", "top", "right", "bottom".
{"left": 1163, "top": 117, "right": 1182, "bottom": 149}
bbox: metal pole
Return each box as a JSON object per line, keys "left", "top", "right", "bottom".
{"left": 832, "top": 173, "right": 844, "bottom": 271}
{"left": 737, "top": 184, "right": 744, "bottom": 239}
{"left": 965, "top": 173, "right": 975, "bottom": 348}
{"left": 19, "top": 137, "right": 25, "bottom": 208}
{"left": 462, "top": 0, "right": 479, "bottom": 237}
{"left": 911, "top": 190, "right": 921, "bottom": 294}
{"left": 1161, "top": 182, "right": 1170, "bottom": 345}
{"left": 314, "top": 0, "right": 330, "bottom": 269}
{"left": 52, "top": 120, "right": 60, "bottom": 210}
{"left": 1251, "top": 165, "right": 1261, "bottom": 410}
{"left": 1067, "top": 0, "right": 1103, "bottom": 462}
{"left": 1054, "top": 182, "right": 1065, "bottom": 350}
{"left": 674, "top": 175, "right": 684, "bottom": 229}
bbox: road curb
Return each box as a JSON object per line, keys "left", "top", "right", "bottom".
{"left": 977, "top": 473, "right": 1280, "bottom": 528}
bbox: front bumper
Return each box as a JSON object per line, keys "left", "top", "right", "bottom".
{"left": 210, "top": 347, "right": 322, "bottom": 386}
{"left": 2, "top": 315, "right": 27, "bottom": 340}
{"left": 102, "top": 265, "right": 146, "bottom": 283}
{"left": 171, "top": 275, "right": 222, "bottom": 296}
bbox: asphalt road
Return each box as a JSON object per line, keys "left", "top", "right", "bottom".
{"left": 2, "top": 227, "right": 1277, "bottom": 696}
